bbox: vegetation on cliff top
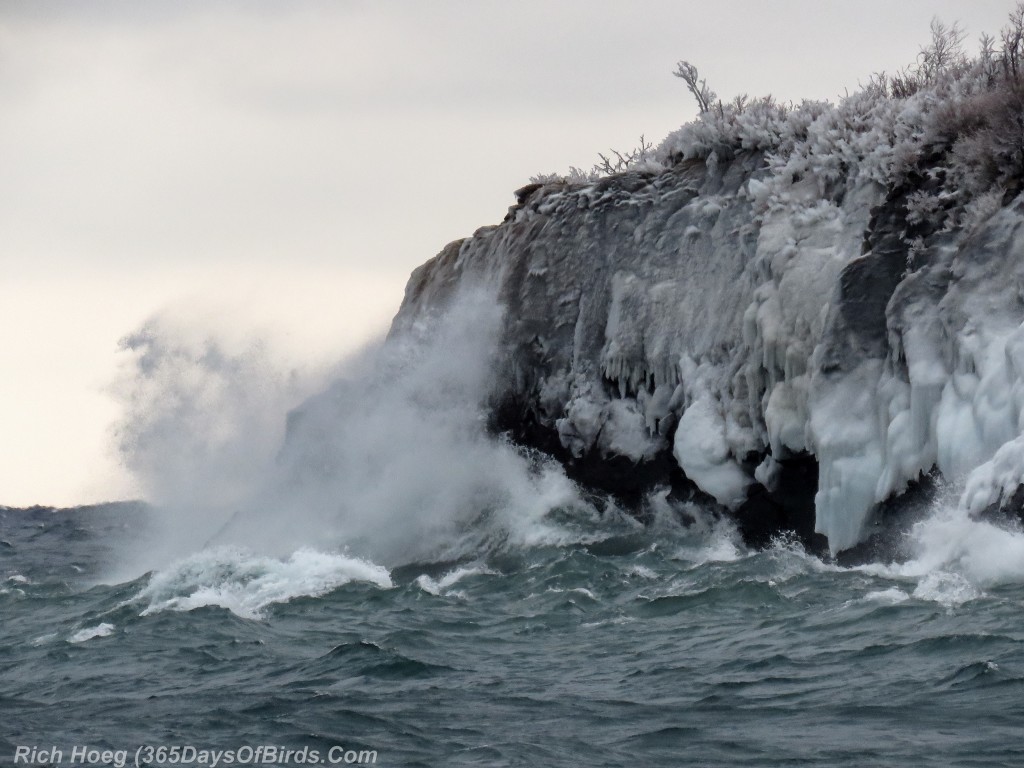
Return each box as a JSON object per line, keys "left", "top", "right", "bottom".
{"left": 534, "top": 5, "right": 1024, "bottom": 234}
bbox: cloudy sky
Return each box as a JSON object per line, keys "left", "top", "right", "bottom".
{"left": 0, "top": 0, "right": 1013, "bottom": 507}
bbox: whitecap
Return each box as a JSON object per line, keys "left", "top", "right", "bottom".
{"left": 136, "top": 546, "right": 392, "bottom": 620}
{"left": 625, "top": 565, "right": 658, "bottom": 579}
{"left": 671, "top": 520, "right": 745, "bottom": 566}
{"left": 69, "top": 623, "right": 115, "bottom": 643}
{"left": 415, "top": 565, "right": 494, "bottom": 596}
{"left": 855, "top": 503, "right": 1024, "bottom": 605}
{"left": 911, "top": 571, "right": 982, "bottom": 607}
{"left": 861, "top": 587, "right": 911, "bottom": 604}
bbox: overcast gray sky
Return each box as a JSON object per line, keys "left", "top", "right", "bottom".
{"left": 1, "top": 0, "right": 1013, "bottom": 506}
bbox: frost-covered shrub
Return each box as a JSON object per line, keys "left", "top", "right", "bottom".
{"left": 946, "top": 83, "right": 1024, "bottom": 194}
{"left": 528, "top": 171, "right": 567, "bottom": 185}
{"left": 906, "top": 190, "right": 944, "bottom": 226}
{"left": 661, "top": 5, "right": 1024, "bottom": 223}
{"left": 954, "top": 188, "right": 1004, "bottom": 233}
{"left": 657, "top": 96, "right": 797, "bottom": 163}
{"left": 596, "top": 135, "right": 658, "bottom": 174}
{"left": 529, "top": 167, "right": 600, "bottom": 185}
{"left": 530, "top": 136, "right": 661, "bottom": 185}
{"left": 537, "top": 4, "right": 1024, "bottom": 207}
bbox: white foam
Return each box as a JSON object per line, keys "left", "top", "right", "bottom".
{"left": 69, "top": 623, "right": 115, "bottom": 643}
{"left": 861, "top": 587, "right": 910, "bottom": 604}
{"left": 415, "top": 565, "right": 494, "bottom": 596}
{"left": 0, "top": 575, "right": 29, "bottom": 598}
{"left": 546, "top": 586, "right": 599, "bottom": 601}
{"left": 863, "top": 505, "right": 1024, "bottom": 589}
{"left": 671, "top": 521, "right": 745, "bottom": 566}
{"left": 911, "top": 571, "right": 982, "bottom": 607}
{"left": 758, "top": 537, "right": 843, "bottom": 587}
{"left": 850, "top": 491, "right": 1024, "bottom": 606}
{"left": 626, "top": 565, "right": 658, "bottom": 579}
{"left": 136, "top": 546, "right": 392, "bottom": 620}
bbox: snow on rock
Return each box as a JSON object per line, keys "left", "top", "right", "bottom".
{"left": 390, "top": 83, "right": 1024, "bottom": 554}
{"left": 673, "top": 388, "right": 751, "bottom": 508}
{"left": 961, "top": 433, "right": 1024, "bottom": 517}
{"left": 600, "top": 399, "right": 666, "bottom": 463}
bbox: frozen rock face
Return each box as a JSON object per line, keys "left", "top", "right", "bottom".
{"left": 391, "top": 152, "right": 1024, "bottom": 554}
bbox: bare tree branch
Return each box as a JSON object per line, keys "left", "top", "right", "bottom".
{"left": 673, "top": 60, "right": 717, "bottom": 114}
{"left": 917, "top": 17, "right": 968, "bottom": 83}
{"left": 1001, "top": 3, "right": 1024, "bottom": 81}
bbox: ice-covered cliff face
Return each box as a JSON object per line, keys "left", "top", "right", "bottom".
{"left": 391, "top": 144, "right": 1024, "bottom": 554}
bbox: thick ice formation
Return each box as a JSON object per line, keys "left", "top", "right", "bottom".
{"left": 391, "top": 72, "right": 1024, "bottom": 553}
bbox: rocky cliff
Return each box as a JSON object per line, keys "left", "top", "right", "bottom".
{"left": 389, "top": 60, "right": 1024, "bottom": 555}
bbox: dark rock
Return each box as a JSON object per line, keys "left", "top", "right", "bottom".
{"left": 835, "top": 471, "right": 943, "bottom": 566}
{"left": 733, "top": 453, "right": 824, "bottom": 553}
{"left": 973, "top": 483, "right": 1024, "bottom": 528}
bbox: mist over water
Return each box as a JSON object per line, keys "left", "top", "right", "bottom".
{"left": 109, "top": 289, "right": 587, "bottom": 581}
{"left": 109, "top": 308, "right": 330, "bottom": 576}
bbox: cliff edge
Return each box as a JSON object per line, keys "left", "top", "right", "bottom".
{"left": 390, "top": 30, "right": 1024, "bottom": 554}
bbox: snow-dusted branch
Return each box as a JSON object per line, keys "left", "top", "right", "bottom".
{"left": 673, "top": 61, "right": 717, "bottom": 114}
{"left": 1001, "top": 3, "right": 1024, "bottom": 80}
{"left": 595, "top": 135, "right": 655, "bottom": 175}
{"left": 917, "top": 18, "right": 968, "bottom": 83}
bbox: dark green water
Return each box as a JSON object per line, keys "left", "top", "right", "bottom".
{"left": 2, "top": 503, "right": 1024, "bottom": 767}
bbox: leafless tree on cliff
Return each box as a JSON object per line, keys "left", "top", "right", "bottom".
{"left": 674, "top": 61, "right": 717, "bottom": 114}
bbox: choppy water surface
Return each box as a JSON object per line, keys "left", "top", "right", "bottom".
{"left": 2, "top": 502, "right": 1023, "bottom": 768}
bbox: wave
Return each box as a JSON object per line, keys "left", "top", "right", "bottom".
{"left": 414, "top": 565, "right": 495, "bottom": 597}
{"left": 110, "top": 289, "right": 592, "bottom": 578}
{"left": 850, "top": 475, "right": 1024, "bottom": 605}
{"left": 133, "top": 546, "right": 392, "bottom": 620}
{"left": 68, "top": 623, "right": 115, "bottom": 643}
